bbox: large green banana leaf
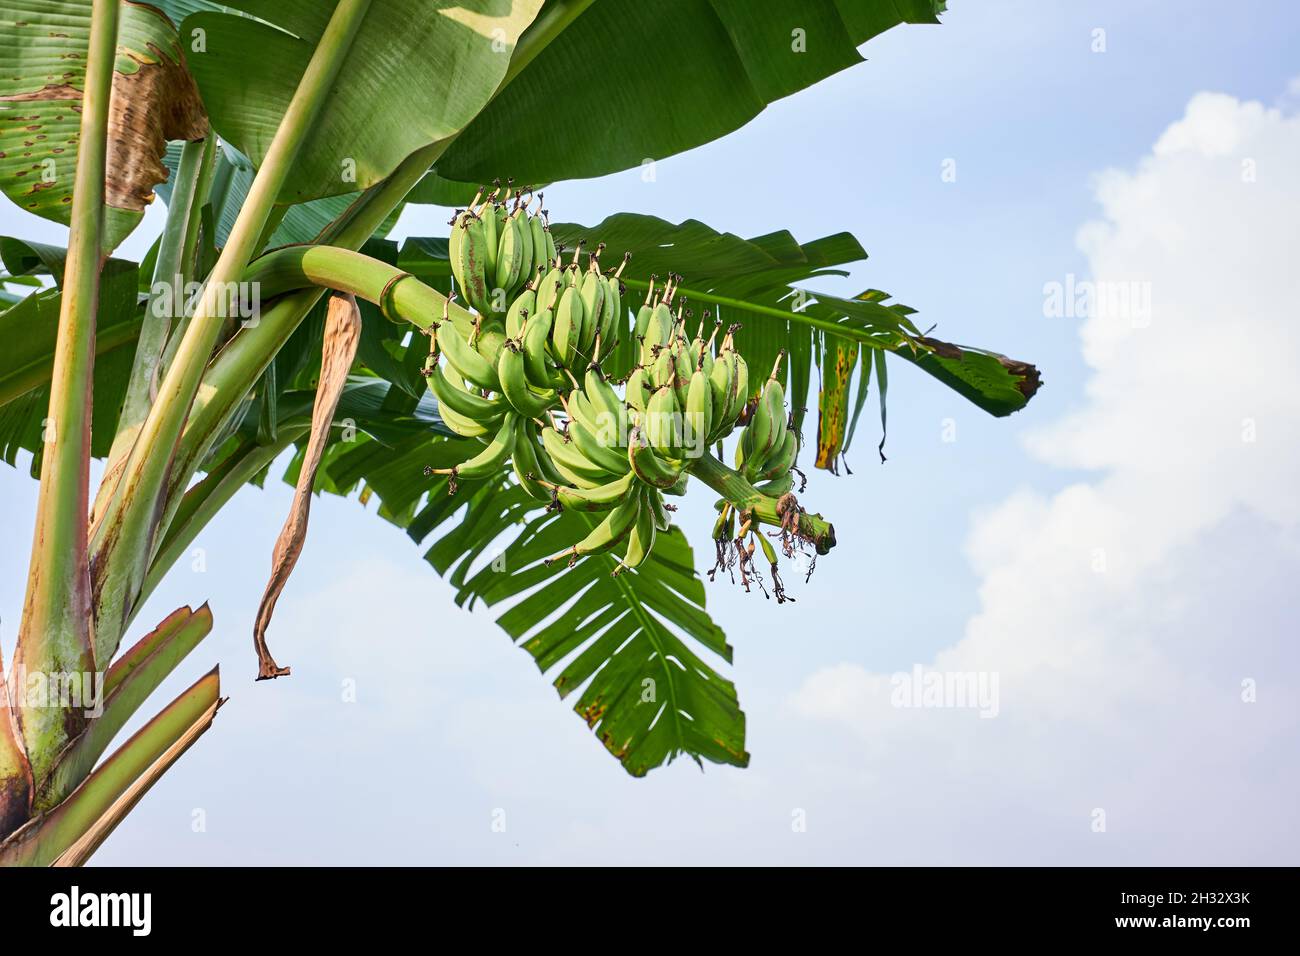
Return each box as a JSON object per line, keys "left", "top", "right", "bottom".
{"left": 0, "top": 256, "right": 141, "bottom": 463}
{"left": 318, "top": 436, "right": 745, "bottom": 776}
{"left": 168, "top": 0, "right": 545, "bottom": 205}
{"left": 438, "top": 0, "right": 947, "bottom": 184}
{"left": 0, "top": 0, "right": 206, "bottom": 252}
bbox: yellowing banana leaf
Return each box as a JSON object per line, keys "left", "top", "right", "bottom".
{"left": 0, "top": 0, "right": 207, "bottom": 252}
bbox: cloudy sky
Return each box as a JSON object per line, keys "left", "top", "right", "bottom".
{"left": 1, "top": 1, "right": 1297, "bottom": 864}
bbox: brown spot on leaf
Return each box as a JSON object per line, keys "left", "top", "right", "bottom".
{"left": 105, "top": 43, "right": 207, "bottom": 211}
{"left": 1000, "top": 357, "right": 1042, "bottom": 399}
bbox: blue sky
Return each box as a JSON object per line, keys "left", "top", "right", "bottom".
{"left": 2, "top": 0, "right": 1298, "bottom": 864}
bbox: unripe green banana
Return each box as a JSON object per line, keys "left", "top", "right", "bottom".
{"left": 646, "top": 487, "right": 672, "bottom": 531}
{"left": 437, "top": 401, "right": 498, "bottom": 439}
{"left": 552, "top": 286, "right": 584, "bottom": 368}
{"left": 451, "top": 214, "right": 492, "bottom": 315}
{"left": 725, "top": 349, "right": 750, "bottom": 425}
{"left": 498, "top": 341, "right": 558, "bottom": 417}
{"left": 511, "top": 420, "right": 552, "bottom": 502}
{"left": 541, "top": 423, "right": 616, "bottom": 484}
{"left": 565, "top": 408, "right": 630, "bottom": 476}
{"left": 625, "top": 365, "right": 650, "bottom": 415}
{"left": 544, "top": 227, "right": 557, "bottom": 270}
{"left": 546, "top": 493, "right": 643, "bottom": 565}
{"left": 639, "top": 302, "right": 675, "bottom": 363}
{"left": 755, "top": 375, "right": 785, "bottom": 462}
{"left": 541, "top": 470, "right": 638, "bottom": 512}
{"left": 650, "top": 346, "right": 675, "bottom": 390}
{"left": 435, "top": 319, "right": 499, "bottom": 392}
{"left": 537, "top": 268, "right": 564, "bottom": 315}
{"left": 628, "top": 426, "right": 684, "bottom": 489}
{"left": 495, "top": 210, "right": 525, "bottom": 295}
{"left": 522, "top": 307, "right": 557, "bottom": 390}
{"left": 645, "top": 384, "right": 680, "bottom": 453}
{"left": 578, "top": 269, "right": 605, "bottom": 358}
{"left": 583, "top": 367, "right": 627, "bottom": 442}
{"left": 505, "top": 286, "right": 536, "bottom": 339}
{"left": 684, "top": 366, "right": 712, "bottom": 454}
{"left": 619, "top": 488, "right": 657, "bottom": 572}
{"left": 708, "top": 350, "right": 735, "bottom": 436}
{"left": 515, "top": 209, "right": 534, "bottom": 287}
{"left": 426, "top": 359, "right": 506, "bottom": 423}
{"left": 672, "top": 345, "right": 693, "bottom": 407}
{"left": 754, "top": 471, "right": 795, "bottom": 497}
{"left": 430, "top": 412, "right": 517, "bottom": 482}
{"left": 481, "top": 199, "right": 500, "bottom": 281}
{"left": 599, "top": 276, "right": 621, "bottom": 359}
{"left": 529, "top": 216, "right": 549, "bottom": 278}
{"left": 758, "top": 427, "right": 798, "bottom": 481}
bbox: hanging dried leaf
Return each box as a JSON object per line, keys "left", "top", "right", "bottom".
{"left": 252, "top": 294, "right": 360, "bottom": 680}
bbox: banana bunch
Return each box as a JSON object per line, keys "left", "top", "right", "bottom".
{"left": 626, "top": 279, "right": 750, "bottom": 463}
{"left": 530, "top": 240, "right": 627, "bottom": 375}
{"left": 425, "top": 239, "right": 823, "bottom": 588}
{"left": 531, "top": 363, "right": 673, "bottom": 572}
{"left": 734, "top": 353, "right": 800, "bottom": 496}
{"left": 449, "top": 181, "right": 555, "bottom": 318}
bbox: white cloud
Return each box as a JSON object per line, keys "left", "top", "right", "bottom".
{"left": 788, "top": 89, "right": 1300, "bottom": 863}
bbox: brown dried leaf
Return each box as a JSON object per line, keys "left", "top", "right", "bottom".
{"left": 252, "top": 294, "right": 361, "bottom": 680}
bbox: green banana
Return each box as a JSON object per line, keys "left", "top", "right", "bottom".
{"left": 645, "top": 487, "right": 672, "bottom": 532}
{"left": 645, "top": 384, "right": 680, "bottom": 454}
{"left": 432, "top": 413, "right": 517, "bottom": 482}
{"left": 481, "top": 198, "right": 500, "bottom": 282}
{"left": 541, "top": 424, "right": 616, "bottom": 483}
{"left": 505, "top": 285, "right": 536, "bottom": 339}
{"left": 552, "top": 286, "right": 583, "bottom": 368}
{"left": 564, "top": 408, "right": 630, "bottom": 476}
{"left": 426, "top": 359, "right": 506, "bottom": 422}
{"left": 511, "top": 420, "right": 552, "bottom": 502}
{"left": 495, "top": 209, "right": 525, "bottom": 295}
{"left": 546, "top": 493, "right": 642, "bottom": 565}
{"left": 537, "top": 266, "right": 565, "bottom": 315}
{"left": 451, "top": 213, "right": 492, "bottom": 315}
{"left": 754, "top": 472, "right": 795, "bottom": 497}
{"left": 684, "top": 366, "right": 712, "bottom": 455}
{"left": 522, "top": 307, "right": 557, "bottom": 390}
{"left": 577, "top": 268, "right": 605, "bottom": 358}
{"left": 498, "top": 341, "right": 558, "bottom": 417}
{"left": 529, "top": 215, "right": 549, "bottom": 279}
{"left": 435, "top": 318, "right": 499, "bottom": 392}
{"left": 628, "top": 426, "right": 684, "bottom": 489}
{"left": 541, "top": 470, "right": 638, "bottom": 512}
{"left": 758, "top": 427, "right": 799, "bottom": 481}
{"left": 618, "top": 489, "right": 657, "bottom": 572}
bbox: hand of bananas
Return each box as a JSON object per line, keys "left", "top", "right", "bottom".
{"left": 434, "top": 186, "right": 830, "bottom": 590}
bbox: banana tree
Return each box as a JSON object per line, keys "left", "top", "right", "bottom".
{"left": 0, "top": 0, "right": 1039, "bottom": 864}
